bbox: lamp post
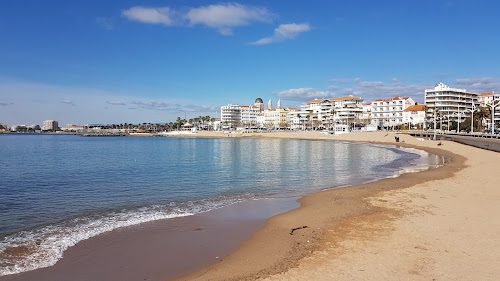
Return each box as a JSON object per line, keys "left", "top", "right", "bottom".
{"left": 433, "top": 108, "right": 437, "bottom": 140}
{"left": 467, "top": 102, "right": 479, "bottom": 134}
{"left": 489, "top": 90, "right": 499, "bottom": 134}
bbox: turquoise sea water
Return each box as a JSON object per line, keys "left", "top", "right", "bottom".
{"left": 0, "top": 134, "right": 436, "bottom": 276}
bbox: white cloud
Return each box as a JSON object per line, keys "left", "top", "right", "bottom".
{"left": 122, "top": 4, "right": 273, "bottom": 35}
{"left": 275, "top": 88, "right": 332, "bottom": 101}
{"left": 328, "top": 78, "right": 433, "bottom": 103}
{"left": 61, "top": 99, "right": 76, "bottom": 106}
{"left": 122, "top": 6, "right": 174, "bottom": 25}
{"left": 0, "top": 79, "right": 220, "bottom": 125}
{"left": 131, "top": 100, "right": 182, "bottom": 111}
{"left": 454, "top": 77, "right": 500, "bottom": 93}
{"left": 251, "top": 23, "right": 310, "bottom": 45}
{"left": 186, "top": 3, "right": 273, "bottom": 35}
{"left": 106, "top": 100, "right": 126, "bottom": 106}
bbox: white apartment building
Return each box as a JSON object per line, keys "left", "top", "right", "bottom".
{"left": 403, "top": 104, "right": 426, "bottom": 126}
{"left": 220, "top": 98, "right": 269, "bottom": 129}
{"left": 240, "top": 105, "right": 261, "bottom": 127}
{"left": 478, "top": 92, "right": 500, "bottom": 125}
{"left": 221, "top": 104, "right": 242, "bottom": 128}
{"left": 477, "top": 92, "right": 499, "bottom": 106}
{"left": 42, "top": 120, "right": 59, "bottom": 131}
{"left": 371, "top": 96, "right": 416, "bottom": 127}
{"left": 424, "top": 82, "right": 478, "bottom": 123}
{"left": 359, "top": 103, "right": 373, "bottom": 125}
{"left": 301, "top": 96, "right": 364, "bottom": 129}
{"left": 286, "top": 109, "right": 309, "bottom": 130}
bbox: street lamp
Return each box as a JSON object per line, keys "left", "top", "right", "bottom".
{"left": 450, "top": 110, "right": 468, "bottom": 133}
{"left": 465, "top": 102, "right": 479, "bottom": 134}
{"left": 488, "top": 90, "right": 499, "bottom": 134}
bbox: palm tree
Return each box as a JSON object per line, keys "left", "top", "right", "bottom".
{"left": 476, "top": 106, "right": 490, "bottom": 130}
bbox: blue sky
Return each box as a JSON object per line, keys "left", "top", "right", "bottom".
{"left": 1, "top": 0, "right": 499, "bottom": 125}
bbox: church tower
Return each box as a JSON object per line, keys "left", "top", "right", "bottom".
{"left": 276, "top": 99, "right": 282, "bottom": 109}
{"left": 254, "top": 97, "right": 264, "bottom": 111}
{"left": 268, "top": 99, "right": 272, "bottom": 109}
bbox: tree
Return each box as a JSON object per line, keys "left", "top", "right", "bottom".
{"left": 476, "top": 106, "right": 490, "bottom": 129}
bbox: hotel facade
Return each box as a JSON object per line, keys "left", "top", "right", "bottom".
{"left": 424, "top": 82, "right": 478, "bottom": 123}
{"left": 371, "top": 96, "right": 416, "bottom": 127}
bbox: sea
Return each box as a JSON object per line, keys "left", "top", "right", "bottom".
{"left": 0, "top": 134, "right": 442, "bottom": 276}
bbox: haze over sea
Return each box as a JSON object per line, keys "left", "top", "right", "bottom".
{"left": 0, "top": 134, "right": 438, "bottom": 276}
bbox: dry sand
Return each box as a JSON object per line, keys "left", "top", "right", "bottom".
{"left": 175, "top": 131, "right": 500, "bottom": 281}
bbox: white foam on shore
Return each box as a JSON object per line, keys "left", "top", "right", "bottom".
{"left": 0, "top": 196, "right": 250, "bottom": 276}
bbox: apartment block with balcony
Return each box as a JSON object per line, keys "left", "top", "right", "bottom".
{"left": 424, "top": 82, "right": 478, "bottom": 123}
{"left": 301, "top": 96, "right": 364, "bottom": 129}
{"left": 221, "top": 104, "right": 242, "bottom": 129}
{"left": 371, "top": 96, "right": 416, "bottom": 127}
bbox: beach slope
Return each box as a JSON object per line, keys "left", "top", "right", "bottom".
{"left": 178, "top": 131, "right": 500, "bottom": 281}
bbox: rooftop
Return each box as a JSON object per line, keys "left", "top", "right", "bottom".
{"left": 404, "top": 104, "right": 426, "bottom": 111}
{"left": 374, "top": 96, "right": 410, "bottom": 102}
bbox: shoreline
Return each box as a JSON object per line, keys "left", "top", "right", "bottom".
{"left": 0, "top": 133, "right": 435, "bottom": 280}
{"left": 175, "top": 132, "right": 466, "bottom": 280}
{"left": 3, "top": 131, "right": 497, "bottom": 280}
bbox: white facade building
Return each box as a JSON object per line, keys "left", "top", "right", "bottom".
{"left": 477, "top": 92, "right": 499, "bottom": 106}
{"left": 424, "top": 82, "right": 478, "bottom": 123}
{"left": 42, "top": 120, "right": 59, "bottom": 131}
{"left": 403, "top": 104, "right": 426, "bottom": 126}
{"left": 301, "top": 96, "right": 364, "bottom": 129}
{"left": 220, "top": 98, "right": 266, "bottom": 129}
{"left": 371, "top": 96, "right": 416, "bottom": 127}
{"left": 240, "top": 105, "right": 261, "bottom": 127}
{"left": 359, "top": 103, "right": 373, "bottom": 125}
{"left": 221, "top": 104, "right": 242, "bottom": 128}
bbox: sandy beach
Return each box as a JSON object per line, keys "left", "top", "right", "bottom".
{"left": 174, "top": 131, "right": 500, "bottom": 280}
{"left": 2, "top": 131, "right": 498, "bottom": 281}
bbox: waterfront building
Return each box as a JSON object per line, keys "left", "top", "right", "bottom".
{"left": 424, "top": 82, "right": 478, "bottom": 123}
{"left": 478, "top": 92, "right": 500, "bottom": 125}
{"left": 220, "top": 98, "right": 265, "bottom": 129}
{"left": 359, "top": 103, "right": 373, "bottom": 125}
{"left": 221, "top": 104, "right": 242, "bottom": 129}
{"left": 477, "top": 92, "right": 499, "bottom": 106}
{"left": 42, "top": 120, "right": 59, "bottom": 131}
{"left": 301, "top": 96, "right": 364, "bottom": 129}
{"left": 240, "top": 105, "right": 261, "bottom": 127}
{"left": 371, "top": 96, "right": 416, "bottom": 127}
{"left": 263, "top": 101, "right": 289, "bottom": 129}
{"left": 403, "top": 104, "right": 426, "bottom": 127}
{"left": 61, "top": 124, "right": 89, "bottom": 132}
{"left": 287, "top": 110, "right": 310, "bottom": 130}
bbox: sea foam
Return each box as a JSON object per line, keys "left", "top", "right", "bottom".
{"left": 0, "top": 196, "right": 248, "bottom": 276}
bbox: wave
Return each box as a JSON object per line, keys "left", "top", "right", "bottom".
{"left": 0, "top": 195, "right": 251, "bottom": 276}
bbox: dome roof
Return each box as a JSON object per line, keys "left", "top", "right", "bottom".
{"left": 255, "top": 97, "right": 264, "bottom": 103}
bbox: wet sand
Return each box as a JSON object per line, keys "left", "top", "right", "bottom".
{"left": 0, "top": 198, "right": 299, "bottom": 281}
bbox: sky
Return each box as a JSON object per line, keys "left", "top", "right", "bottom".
{"left": 1, "top": 0, "right": 500, "bottom": 126}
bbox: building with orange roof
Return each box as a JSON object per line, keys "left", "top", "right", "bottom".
{"left": 221, "top": 98, "right": 294, "bottom": 129}
{"left": 478, "top": 92, "right": 499, "bottom": 106}
{"left": 371, "top": 96, "right": 416, "bottom": 127}
{"left": 403, "top": 104, "right": 426, "bottom": 126}
{"left": 300, "top": 95, "right": 365, "bottom": 129}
